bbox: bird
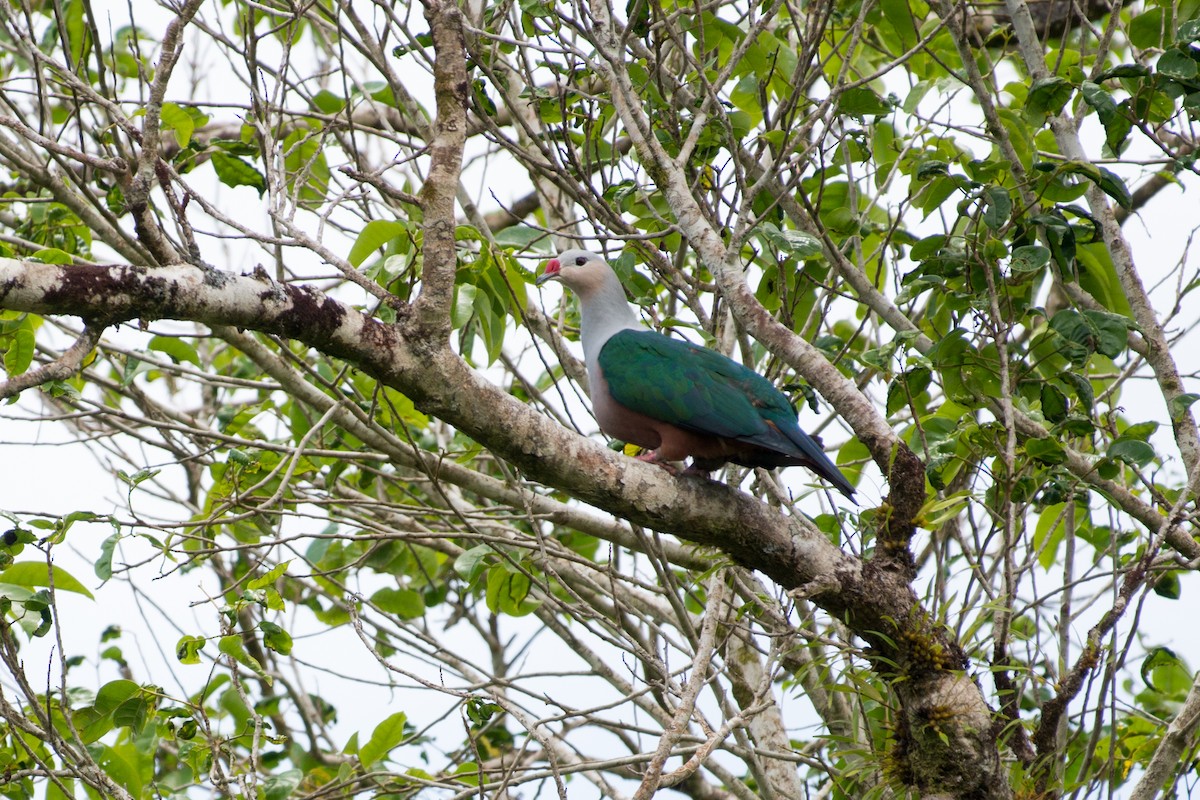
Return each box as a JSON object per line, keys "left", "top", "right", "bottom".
{"left": 536, "top": 249, "right": 855, "bottom": 499}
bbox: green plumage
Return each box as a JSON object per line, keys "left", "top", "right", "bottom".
{"left": 598, "top": 329, "right": 854, "bottom": 496}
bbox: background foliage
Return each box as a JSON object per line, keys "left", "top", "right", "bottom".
{"left": 1, "top": 0, "right": 1199, "bottom": 798}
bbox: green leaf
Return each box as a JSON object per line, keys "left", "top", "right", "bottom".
{"left": 176, "top": 635, "right": 206, "bottom": 664}
{"left": 1180, "top": 19, "right": 1200, "bottom": 43}
{"left": 1040, "top": 383, "right": 1068, "bottom": 423}
{"left": 493, "top": 225, "right": 552, "bottom": 252}
{"left": 1153, "top": 571, "right": 1181, "bottom": 600}
{"left": 454, "top": 545, "right": 492, "bottom": 582}
{"left": 260, "top": 621, "right": 293, "bottom": 655}
{"left": 1010, "top": 245, "right": 1050, "bottom": 273}
{"left": 349, "top": 220, "right": 407, "bottom": 268}
{"left": 1158, "top": 48, "right": 1198, "bottom": 82}
{"left": 160, "top": 102, "right": 195, "bottom": 148}
{"left": 148, "top": 335, "right": 201, "bottom": 366}
{"left": 263, "top": 769, "right": 303, "bottom": 800}
{"left": 370, "top": 587, "right": 425, "bottom": 619}
{"left": 218, "top": 634, "right": 272, "bottom": 684}
{"left": 485, "top": 566, "right": 537, "bottom": 616}
{"left": 1169, "top": 392, "right": 1200, "bottom": 422}
{"left": 312, "top": 90, "right": 346, "bottom": 114}
{"left": 4, "top": 326, "right": 34, "bottom": 376}
{"left": 837, "top": 86, "right": 892, "bottom": 117}
{"left": 1095, "top": 167, "right": 1132, "bottom": 209}
{"left": 359, "top": 711, "right": 408, "bottom": 768}
{"left": 1027, "top": 77, "right": 1072, "bottom": 117}
{"left": 247, "top": 560, "right": 289, "bottom": 590}
{"left": 1025, "top": 437, "right": 1066, "bottom": 465}
{"left": 0, "top": 562, "right": 94, "bottom": 599}
{"left": 1049, "top": 309, "right": 1129, "bottom": 364}
{"left": 210, "top": 152, "right": 266, "bottom": 196}
{"left": 1106, "top": 436, "right": 1156, "bottom": 467}
{"left": 1141, "top": 647, "right": 1191, "bottom": 693}
{"left": 95, "top": 533, "right": 119, "bottom": 581}
{"left": 982, "top": 187, "right": 1011, "bottom": 230}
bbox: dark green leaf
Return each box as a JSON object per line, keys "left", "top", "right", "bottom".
{"left": 1153, "top": 571, "right": 1181, "bottom": 599}
{"left": 1180, "top": 19, "right": 1200, "bottom": 42}
{"left": 837, "top": 87, "right": 892, "bottom": 117}
{"left": 1158, "top": 48, "right": 1198, "bottom": 81}
{"left": 982, "top": 186, "right": 1012, "bottom": 230}
{"left": 1027, "top": 77, "right": 1072, "bottom": 117}
{"left": 1040, "top": 384, "right": 1068, "bottom": 423}
{"left": 1107, "top": 436, "right": 1156, "bottom": 467}
{"left": 210, "top": 152, "right": 266, "bottom": 196}
{"left": 1095, "top": 64, "right": 1151, "bottom": 82}
{"left": 1010, "top": 245, "right": 1050, "bottom": 273}
{"left": 1025, "top": 437, "right": 1067, "bottom": 465}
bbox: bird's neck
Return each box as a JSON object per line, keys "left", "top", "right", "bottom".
{"left": 579, "top": 283, "right": 642, "bottom": 367}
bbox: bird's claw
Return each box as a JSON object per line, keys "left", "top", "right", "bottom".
{"left": 634, "top": 450, "right": 679, "bottom": 475}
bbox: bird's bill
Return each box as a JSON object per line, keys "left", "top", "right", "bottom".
{"left": 535, "top": 258, "right": 562, "bottom": 285}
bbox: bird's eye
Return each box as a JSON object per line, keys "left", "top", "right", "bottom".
{"left": 575, "top": 256, "right": 587, "bottom": 266}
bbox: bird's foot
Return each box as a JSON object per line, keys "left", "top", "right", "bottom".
{"left": 681, "top": 462, "right": 715, "bottom": 479}
{"left": 634, "top": 450, "right": 679, "bottom": 475}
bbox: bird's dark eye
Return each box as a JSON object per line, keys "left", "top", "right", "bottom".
{"left": 575, "top": 256, "right": 587, "bottom": 266}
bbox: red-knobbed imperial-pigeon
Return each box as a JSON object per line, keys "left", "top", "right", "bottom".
{"left": 537, "top": 249, "right": 855, "bottom": 498}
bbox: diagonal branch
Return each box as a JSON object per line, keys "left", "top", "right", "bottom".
{"left": 0, "top": 324, "right": 104, "bottom": 401}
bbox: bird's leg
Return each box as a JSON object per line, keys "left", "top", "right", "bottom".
{"left": 635, "top": 449, "right": 679, "bottom": 475}
{"left": 681, "top": 462, "right": 714, "bottom": 478}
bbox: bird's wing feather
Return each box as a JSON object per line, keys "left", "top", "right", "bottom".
{"left": 598, "top": 330, "right": 790, "bottom": 441}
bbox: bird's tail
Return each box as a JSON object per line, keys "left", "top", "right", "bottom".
{"left": 781, "top": 424, "right": 857, "bottom": 500}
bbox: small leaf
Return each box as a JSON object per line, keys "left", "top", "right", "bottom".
{"left": 4, "top": 326, "right": 34, "bottom": 376}
{"left": 1027, "top": 76, "right": 1072, "bottom": 117}
{"left": 160, "top": 102, "right": 195, "bottom": 148}
{"left": 348, "top": 220, "right": 407, "bottom": 268}
{"left": 95, "top": 533, "right": 119, "bottom": 581}
{"left": 148, "top": 335, "right": 201, "bottom": 366}
{"left": 176, "top": 635, "right": 206, "bottom": 664}
{"left": 1107, "top": 436, "right": 1156, "bottom": 467}
{"left": 263, "top": 769, "right": 303, "bottom": 800}
{"left": 359, "top": 711, "right": 408, "bottom": 768}
{"left": 454, "top": 545, "right": 492, "bottom": 582}
{"left": 260, "top": 621, "right": 293, "bottom": 656}
{"left": 247, "top": 561, "right": 289, "bottom": 590}
{"left": 1180, "top": 19, "right": 1200, "bottom": 43}
{"left": 370, "top": 587, "right": 425, "bottom": 619}
{"left": 1153, "top": 571, "right": 1181, "bottom": 600}
{"left": 210, "top": 152, "right": 266, "bottom": 196}
{"left": 982, "top": 187, "right": 1011, "bottom": 230}
{"left": 1169, "top": 392, "right": 1200, "bottom": 422}
{"left": 1040, "top": 384, "right": 1068, "bottom": 423}
{"left": 1095, "top": 167, "right": 1132, "bottom": 209}
{"left": 1010, "top": 245, "right": 1050, "bottom": 273}
{"left": 218, "top": 634, "right": 272, "bottom": 684}
{"left": 1025, "top": 437, "right": 1067, "bottom": 465}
